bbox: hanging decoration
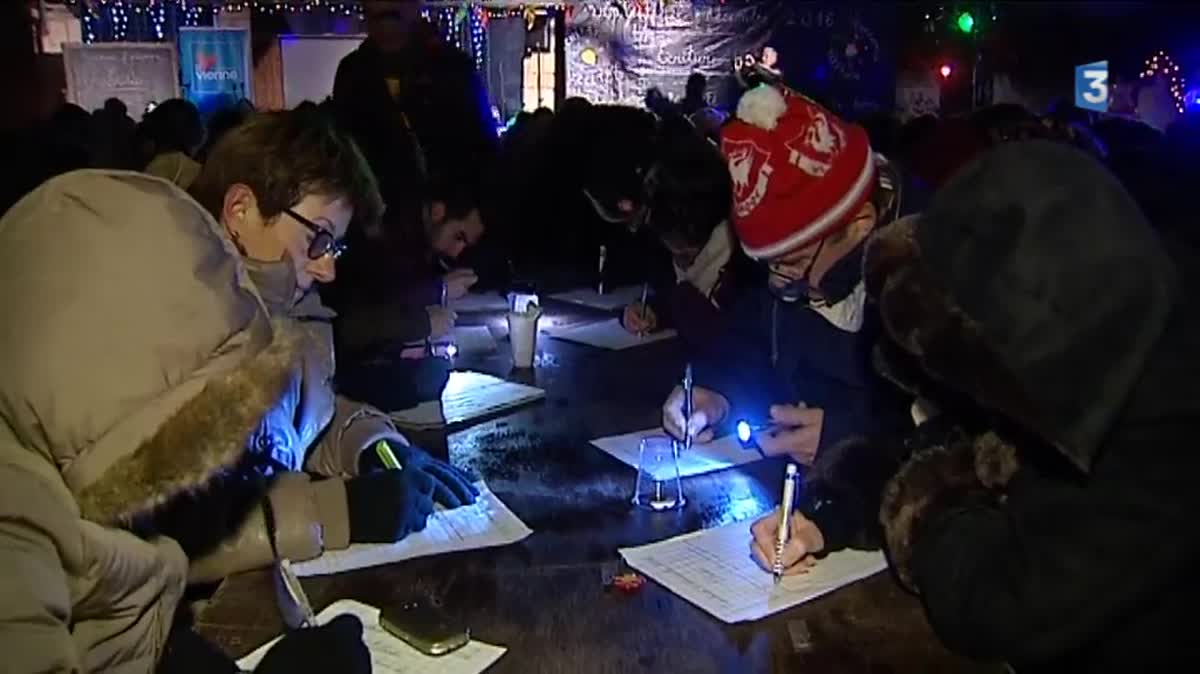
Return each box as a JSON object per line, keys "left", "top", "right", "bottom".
{"left": 1141, "top": 50, "right": 1186, "bottom": 115}
{"left": 68, "top": 0, "right": 561, "bottom": 79}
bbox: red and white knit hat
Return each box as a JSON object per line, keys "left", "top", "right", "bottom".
{"left": 720, "top": 86, "right": 875, "bottom": 259}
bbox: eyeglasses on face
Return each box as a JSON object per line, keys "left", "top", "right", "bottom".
{"left": 284, "top": 208, "right": 347, "bottom": 260}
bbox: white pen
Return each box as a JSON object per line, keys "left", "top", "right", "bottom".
{"left": 597, "top": 245, "right": 607, "bottom": 295}
{"left": 637, "top": 282, "right": 649, "bottom": 336}
{"left": 773, "top": 464, "right": 799, "bottom": 584}
{"left": 682, "top": 363, "right": 694, "bottom": 453}
{"left": 279, "top": 559, "right": 317, "bottom": 628}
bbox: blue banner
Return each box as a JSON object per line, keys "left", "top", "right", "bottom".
{"left": 178, "top": 27, "right": 252, "bottom": 117}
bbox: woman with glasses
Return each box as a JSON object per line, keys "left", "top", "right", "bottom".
{"left": 165, "top": 108, "right": 479, "bottom": 583}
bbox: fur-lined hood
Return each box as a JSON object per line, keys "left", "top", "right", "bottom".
{"left": 866, "top": 141, "right": 1177, "bottom": 474}
{"left": 0, "top": 170, "right": 295, "bottom": 525}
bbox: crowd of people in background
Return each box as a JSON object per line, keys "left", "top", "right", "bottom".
{"left": 1, "top": 0, "right": 1198, "bottom": 671}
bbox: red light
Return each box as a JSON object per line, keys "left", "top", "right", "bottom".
{"left": 939, "top": 64, "right": 953, "bottom": 78}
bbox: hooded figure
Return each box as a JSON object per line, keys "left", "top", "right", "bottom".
{"left": 754, "top": 141, "right": 1200, "bottom": 669}
{"left": 0, "top": 171, "right": 310, "bottom": 671}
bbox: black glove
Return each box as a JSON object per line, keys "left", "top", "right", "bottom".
{"left": 346, "top": 467, "right": 436, "bottom": 543}
{"left": 254, "top": 615, "right": 371, "bottom": 674}
{"left": 359, "top": 442, "right": 480, "bottom": 509}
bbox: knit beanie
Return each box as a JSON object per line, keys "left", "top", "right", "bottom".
{"left": 720, "top": 86, "right": 875, "bottom": 259}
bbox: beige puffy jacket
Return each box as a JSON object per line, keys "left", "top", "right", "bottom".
{"left": 0, "top": 171, "right": 403, "bottom": 672}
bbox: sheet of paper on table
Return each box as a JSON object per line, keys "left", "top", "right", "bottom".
{"left": 451, "top": 292, "right": 510, "bottom": 313}
{"left": 235, "top": 599, "right": 507, "bottom": 673}
{"left": 544, "top": 318, "right": 676, "bottom": 350}
{"left": 590, "top": 428, "right": 760, "bottom": 479}
{"left": 292, "top": 482, "right": 532, "bottom": 577}
{"left": 390, "top": 371, "right": 545, "bottom": 430}
{"left": 619, "top": 520, "right": 887, "bottom": 623}
{"left": 549, "top": 285, "right": 645, "bottom": 311}
{"left": 449, "top": 326, "right": 497, "bottom": 355}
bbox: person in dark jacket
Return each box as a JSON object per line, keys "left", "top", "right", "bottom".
{"left": 620, "top": 114, "right": 761, "bottom": 357}
{"left": 661, "top": 85, "right": 917, "bottom": 465}
{"left": 752, "top": 140, "right": 1200, "bottom": 671}
{"left": 320, "top": 171, "right": 485, "bottom": 413}
{"left": 333, "top": 0, "right": 495, "bottom": 211}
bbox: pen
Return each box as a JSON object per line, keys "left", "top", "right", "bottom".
{"left": 682, "top": 363, "right": 694, "bottom": 454}
{"left": 773, "top": 464, "right": 799, "bottom": 584}
{"left": 440, "top": 278, "right": 449, "bottom": 308}
{"left": 638, "top": 282, "right": 649, "bottom": 336}
{"left": 597, "top": 245, "right": 607, "bottom": 295}
{"left": 279, "top": 559, "right": 317, "bottom": 628}
{"left": 374, "top": 440, "right": 403, "bottom": 470}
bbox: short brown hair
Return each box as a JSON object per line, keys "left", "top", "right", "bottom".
{"left": 190, "top": 107, "right": 383, "bottom": 231}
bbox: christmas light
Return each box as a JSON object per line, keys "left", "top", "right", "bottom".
{"left": 1142, "top": 50, "right": 1187, "bottom": 114}
{"left": 939, "top": 63, "right": 953, "bottom": 78}
{"left": 955, "top": 11, "right": 974, "bottom": 34}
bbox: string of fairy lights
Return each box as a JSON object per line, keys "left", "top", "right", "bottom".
{"left": 1141, "top": 50, "right": 1186, "bottom": 115}
{"left": 65, "top": 0, "right": 566, "bottom": 74}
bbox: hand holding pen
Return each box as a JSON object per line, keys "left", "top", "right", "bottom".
{"left": 748, "top": 476, "right": 827, "bottom": 578}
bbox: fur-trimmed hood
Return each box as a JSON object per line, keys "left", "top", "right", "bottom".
{"left": 0, "top": 170, "right": 294, "bottom": 525}
{"left": 866, "top": 141, "right": 1178, "bottom": 474}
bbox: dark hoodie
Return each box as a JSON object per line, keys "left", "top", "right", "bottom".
{"left": 826, "top": 140, "right": 1200, "bottom": 670}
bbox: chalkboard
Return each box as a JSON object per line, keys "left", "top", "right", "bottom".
{"left": 64, "top": 43, "right": 180, "bottom": 120}
{"left": 565, "top": 1, "right": 895, "bottom": 119}
{"left": 566, "top": 2, "right": 781, "bottom": 110}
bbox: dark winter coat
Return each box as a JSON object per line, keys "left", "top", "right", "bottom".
{"left": 813, "top": 141, "right": 1200, "bottom": 670}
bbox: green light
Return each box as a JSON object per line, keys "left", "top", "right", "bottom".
{"left": 956, "top": 11, "right": 975, "bottom": 33}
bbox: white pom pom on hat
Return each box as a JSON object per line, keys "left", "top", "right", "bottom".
{"left": 735, "top": 84, "right": 788, "bottom": 131}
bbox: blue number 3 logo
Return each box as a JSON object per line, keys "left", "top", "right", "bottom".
{"left": 1076, "top": 61, "right": 1109, "bottom": 112}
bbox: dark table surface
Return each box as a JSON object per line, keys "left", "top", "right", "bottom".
{"left": 197, "top": 298, "right": 1003, "bottom": 674}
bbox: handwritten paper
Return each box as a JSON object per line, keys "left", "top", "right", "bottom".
{"left": 449, "top": 326, "right": 498, "bottom": 355}
{"left": 236, "top": 599, "right": 507, "bottom": 673}
{"left": 590, "top": 428, "right": 760, "bottom": 479}
{"left": 390, "top": 371, "right": 545, "bottom": 430}
{"left": 620, "top": 521, "right": 887, "bottom": 623}
{"left": 544, "top": 318, "right": 676, "bottom": 350}
{"left": 549, "top": 285, "right": 645, "bottom": 311}
{"left": 451, "top": 292, "right": 510, "bottom": 313}
{"left": 293, "top": 482, "right": 532, "bottom": 577}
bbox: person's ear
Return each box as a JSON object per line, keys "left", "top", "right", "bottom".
{"left": 221, "top": 183, "right": 259, "bottom": 235}
{"left": 848, "top": 200, "right": 878, "bottom": 242}
{"left": 429, "top": 201, "right": 447, "bottom": 226}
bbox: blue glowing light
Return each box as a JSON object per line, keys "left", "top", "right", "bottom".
{"left": 736, "top": 420, "right": 753, "bottom": 444}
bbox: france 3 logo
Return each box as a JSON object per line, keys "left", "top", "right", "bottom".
{"left": 1075, "top": 60, "right": 1109, "bottom": 112}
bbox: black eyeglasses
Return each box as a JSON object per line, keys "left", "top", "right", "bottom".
{"left": 284, "top": 208, "right": 347, "bottom": 260}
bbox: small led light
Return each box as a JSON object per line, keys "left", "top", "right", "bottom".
{"left": 445, "top": 343, "right": 459, "bottom": 358}
{"left": 736, "top": 420, "right": 753, "bottom": 444}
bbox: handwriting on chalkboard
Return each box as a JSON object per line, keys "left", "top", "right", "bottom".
{"left": 64, "top": 43, "right": 179, "bottom": 121}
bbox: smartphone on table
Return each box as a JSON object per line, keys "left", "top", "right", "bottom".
{"left": 379, "top": 599, "right": 470, "bottom": 656}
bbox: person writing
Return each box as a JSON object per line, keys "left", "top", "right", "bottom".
{"left": 661, "top": 85, "right": 918, "bottom": 465}
{"left": 0, "top": 169, "right": 378, "bottom": 672}
{"left": 752, "top": 141, "right": 1200, "bottom": 669}
{"left": 619, "top": 115, "right": 759, "bottom": 356}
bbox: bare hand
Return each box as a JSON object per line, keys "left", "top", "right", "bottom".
{"left": 661, "top": 385, "right": 730, "bottom": 444}
{"left": 426, "top": 306, "right": 457, "bottom": 338}
{"left": 443, "top": 269, "right": 478, "bottom": 300}
{"left": 755, "top": 404, "right": 824, "bottom": 465}
{"left": 622, "top": 302, "right": 658, "bottom": 335}
{"left": 749, "top": 507, "right": 825, "bottom": 576}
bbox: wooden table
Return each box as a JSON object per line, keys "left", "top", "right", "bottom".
{"left": 198, "top": 301, "right": 1002, "bottom": 674}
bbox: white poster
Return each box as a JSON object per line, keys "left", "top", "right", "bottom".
{"left": 279, "top": 34, "right": 365, "bottom": 108}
